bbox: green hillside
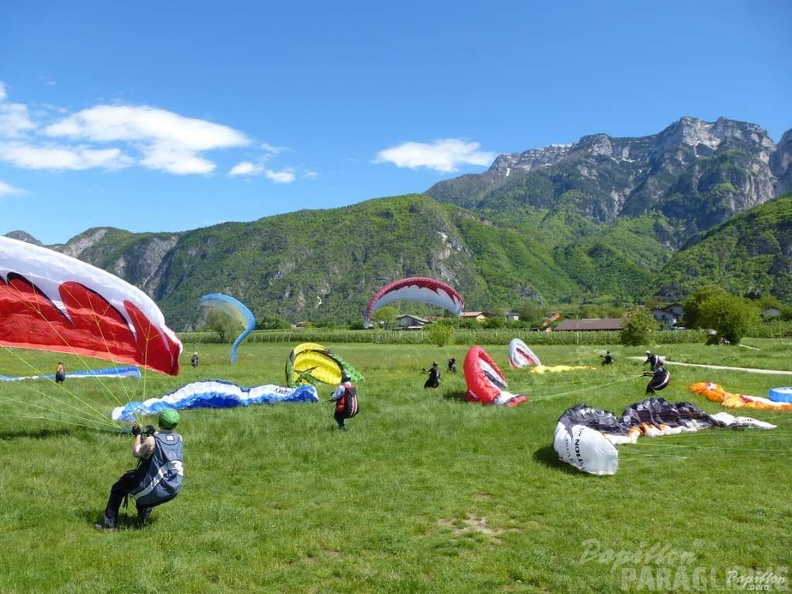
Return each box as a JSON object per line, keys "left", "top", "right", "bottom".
{"left": 24, "top": 117, "right": 790, "bottom": 329}
{"left": 653, "top": 193, "right": 792, "bottom": 301}
{"left": 153, "top": 195, "right": 584, "bottom": 329}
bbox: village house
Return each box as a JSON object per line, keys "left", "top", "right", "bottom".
{"left": 396, "top": 314, "right": 430, "bottom": 330}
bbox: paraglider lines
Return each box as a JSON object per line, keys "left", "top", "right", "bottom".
{"left": 0, "top": 379, "right": 120, "bottom": 431}
{"left": 525, "top": 374, "right": 640, "bottom": 401}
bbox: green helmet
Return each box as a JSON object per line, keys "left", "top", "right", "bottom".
{"left": 158, "top": 408, "right": 180, "bottom": 429}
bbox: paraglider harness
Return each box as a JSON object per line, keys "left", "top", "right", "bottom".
{"left": 123, "top": 425, "right": 184, "bottom": 511}
{"left": 642, "top": 363, "right": 671, "bottom": 395}
{"left": 339, "top": 385, "right": 359, "bottom": 419}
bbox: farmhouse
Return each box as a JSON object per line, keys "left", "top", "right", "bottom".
{"left": 461, "top": 311, "right": 487, "bottom": 323}
{"left": 651, "top": 303, "right": 685, "bottom": 329}
{"left": 396, "top": 314, "right": 430, "bottom": 330}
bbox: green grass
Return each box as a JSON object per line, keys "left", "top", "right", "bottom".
{"left": 1, "top": 341, "right": 791, "bottom": 593}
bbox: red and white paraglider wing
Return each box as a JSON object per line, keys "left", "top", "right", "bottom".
{"left": 364, "top": 276, "right": 464, "bottom": 328}
{"left": 0, "top": 236, "right": 182, "bottom": 375}
{"left": 463, "top": 345, "right": 526, "bottom": 406}
{"left": 508, "top": 338, "right": 541, "bottom": 368}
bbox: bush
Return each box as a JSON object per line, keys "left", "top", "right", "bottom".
{"left": 620, "top": 306, "right": 658, "bottom": 346}
{"left": 426, "top": 323, "right": 455, "bottom": 347}
{"left": 696, "top": 293, "right": 760, "bottom": 344}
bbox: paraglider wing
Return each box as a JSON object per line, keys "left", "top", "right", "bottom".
{"left": 364, "top": 277, "right": 463, "bottom": 328}
{"left": 0, "top": 365, "right": 141, "bottom": 382}
{"left": 689, "top": 382, "right": 792, "bottom": 411}
{"left": 285, "top": 342, "right": 364, "bottom": 387}
{"left": 0, "top": 236, "right": 182, "bottom": 375}
{"left": 530, "top": 364, "right": 595, "bottom": 374}
{"left": 508, "top": 338, "right": 541, "bottom": 368}
{"left": 463, "top": 345, "right": 526, "bottom": 406}
{"left": 199, "top": 293, "right": 256, "bottom": 364}
{"left": 554, "top": 398, "right": 776, "bottom": 475}
{"left": 112, "top": 379, "right": 319, "bottom": 421}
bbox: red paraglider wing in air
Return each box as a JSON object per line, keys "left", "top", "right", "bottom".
{"left": 364, "top": 276, "right": 463, "bottom": 328}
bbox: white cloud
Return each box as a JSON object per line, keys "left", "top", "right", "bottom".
{"left": 0, "top": 85, "right": 302, "bottom": 180}
{"left": 0, "top": 103, "right": 36, "bottom": 137}
{"left": 229, "top": 155, "right": 298, "bottom": 184}
{"left": 42, "top": 105, "right": 251, "bottom": 175}
{"left": 0, "top": 142, "right": 130, "bottom": 170}
{"left": 375, "top": 138, "right": 496, "bottom": 173}
{"left": 140, "top": 145, "right": 215, "bottom": 175}
{"left": 45, "top": 105, "right": 249, "bottom": 149}
{"left": 260, "top": 142, "right": 290, "bottom": 157}
{"left": 0, "top": 180, "right": 27, "bottom": 197}
{"left": 264, "top": 168, "right": 296, "bottom": 183}
{"left": 229, "top": 161, "right": 260, "bottom": 176}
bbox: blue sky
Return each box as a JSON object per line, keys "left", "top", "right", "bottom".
{"left": 1, "top": 0, "right": 790, "bottom": 245}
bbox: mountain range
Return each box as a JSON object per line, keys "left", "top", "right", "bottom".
{"left": 6, "top": 116, "right": 792, "bottom": 330}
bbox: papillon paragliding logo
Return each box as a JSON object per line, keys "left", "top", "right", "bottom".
{"left": 0, "top": 236, "right": 182, "bottom": 431}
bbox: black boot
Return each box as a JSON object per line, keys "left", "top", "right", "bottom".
{"left": 137, "top": 507, "right": 152, "bottom": 527}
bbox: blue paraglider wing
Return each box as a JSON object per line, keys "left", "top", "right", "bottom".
{"left": 111, "top": 379, "right": 319, "bottom": 421}
{"left": 0, "top": 366, "right": 141, "bottom": 382}
{"left": 200, "top": 293, "right": 256, "bottom": 364}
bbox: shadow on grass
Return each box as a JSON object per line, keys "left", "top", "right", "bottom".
{"left": 442, "top": 390, "right": 470, "bottom": 402}
{"left": 81, "top": 508, "right": 157, "bottom": 531}
{"left": 533, "top": 445, "right": 580, "bottom": 474}
{"left": 0, "top": 427, "right": 74, "bottom": 440}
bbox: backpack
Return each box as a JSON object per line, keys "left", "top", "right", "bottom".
{"left": 343, "top": 386, "right": 359, "bottom": 418}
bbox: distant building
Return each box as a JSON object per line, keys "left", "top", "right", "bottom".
{"left": 667, "top": 303, "right": 685, "bottom": 318}
{"left": 554, "top": 318, "right": 624, "bottom": 331}
{"left": 461, "top": 311, "right": 487, "bottom": 323}
{"left": 651, "top": 303, "right": 685, "bottom": 329}
{"left": 396, "top": 314, "right": 430, "bottom": 330}
{"left": 505, "top": 312, "right": 520, "bottom": 322}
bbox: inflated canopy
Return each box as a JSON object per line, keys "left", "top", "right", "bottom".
{"left": 285, "top": 342, "right": 364, "bottom": 387}
{"left": 463, "top": 345, "right": 526, "bottom": 406}
{"left": 200, "top": 293, "right": 256, "bottom": 364}
{"left": 364, "top": 277, "right": 463, "bottom": 328}
{"left": 0, "top": 236, "right": 182, "bottom": 375}
{"left": 508, "top": 338, "right": 541, "bottom": 368}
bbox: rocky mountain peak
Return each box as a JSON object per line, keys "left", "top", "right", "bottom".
{"left": 771, "top": 129, "right": 792, "bottom": 195}
{"left": 658, "top": 116, "right": 775, "bottom": 155}
{"left": 4, "top": 230, "right": 42, "bottom": 245}
{"left": 490, "top": 143, "right": 573, "bottom": 176}
{"left": 59, "top": 228, "right": 114, "bottom": 260}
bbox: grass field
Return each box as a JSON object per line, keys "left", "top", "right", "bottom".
{"left": 1, "top": 339, "right": 791, "bottom": 593}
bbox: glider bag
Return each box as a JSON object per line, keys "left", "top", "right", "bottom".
{"left": 553, "top": 423, "right": 619, "bottom": 476}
